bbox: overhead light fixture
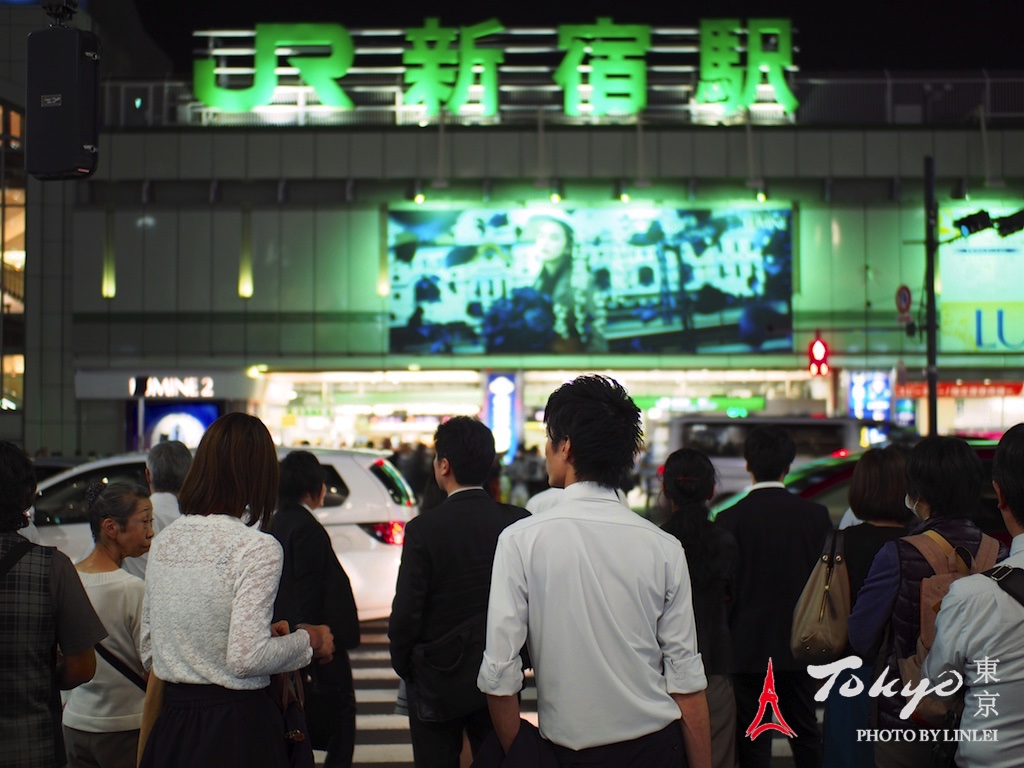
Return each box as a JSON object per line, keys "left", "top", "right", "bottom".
{"left": 953, "top": 210, "right": 993, "bottom": 237}
{"left": 549, "top": 179, "right": 564, "bottom": 204}
{"left": 614, "top": 179, "right": 630, "bottom": 203}
{"left": 995, "top": 209, "right": 1024, "bottom": 237}
{"left": 410, "top": 180, "right": 425, "bottom": 205}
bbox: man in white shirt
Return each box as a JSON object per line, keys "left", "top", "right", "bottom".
{"left": 123, "top": 440, "right": 191, "bottom": 579}
{"left": 478, "top": 375, "right": 712, "bottom": 768}
{"left": 923, "top": 423, "right": 1024, "bottom": 768}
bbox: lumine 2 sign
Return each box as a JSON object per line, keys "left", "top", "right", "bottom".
{"left": 193, "top": 18, "right": 798, "bottom": 118}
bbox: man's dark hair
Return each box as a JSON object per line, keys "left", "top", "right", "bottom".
{"left": 993, "top": 424, "right": 1024, "bottom": 527}
{"left": 906, "top": 435, "right": 982, "bottom": 519}
{"left": 544, "top": 375, "right": 643, "bottom": 488}
{"left": 279, "top": 451, "right": 326, "bottom": 504}
{"left": 0, "top": 441, "right": 36, "bottom": 532}
{"left": 744, "top": 425, "right": 796, "bottom": 482}
{"left": 147, "top": 440, "right": 193, "bottom": 494}
{"left": 434, "top": 417, "right": 495, "bottom": 486}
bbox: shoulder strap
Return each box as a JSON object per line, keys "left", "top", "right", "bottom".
{"left": 903, "top": 531, "right": 964, "bottom": 575}
{"left": 984, "top": 565, "right": 1024, "bottom": 609}
{"left": 973, "top": 535, "right": 1001, "bottom": 572}
{"left": 94, "top": 643, "right": 147, "bottom": 692}
{"left": 922, "top": 530, "right": 971, "bottom": 574}
{"left": 0, "top": 538, "right": 34, "bottom": 579}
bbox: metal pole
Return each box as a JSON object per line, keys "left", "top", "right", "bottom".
{"left": 924, "top": 156, "right": 939, "bottom": 435}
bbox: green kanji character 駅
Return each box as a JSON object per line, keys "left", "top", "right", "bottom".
{"left": 694, "top": 18, "right": 744, "bottom": 112}
{"left": 743, "top": 19, "right": 798, "bottom": 114}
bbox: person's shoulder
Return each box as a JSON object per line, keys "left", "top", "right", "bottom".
{"left": 946, "top": 571, "right": 1003, "bottom": 600}
{"left": 497, "top": 502, "right": 530, "bottom": 524}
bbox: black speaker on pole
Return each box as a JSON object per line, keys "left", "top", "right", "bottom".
{"left": 26, "top": 25, "right": 100, "bottom": 180}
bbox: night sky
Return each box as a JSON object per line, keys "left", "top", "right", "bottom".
{"left": 135, "top": 0, "right": 1023, "bottom": 77}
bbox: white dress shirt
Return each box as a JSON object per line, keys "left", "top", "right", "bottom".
{"left": 478, "top": 481, "right": 706, "bottom": 750}
{"left": 141, "top": 514, "right": 312, "bottom": 689}
{"left": 922, "top": 534, "right": 1024, "bottom": 768}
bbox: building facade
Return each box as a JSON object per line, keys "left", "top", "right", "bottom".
{"left": 4, "top": 6, "right": 1024, "bottom": 455}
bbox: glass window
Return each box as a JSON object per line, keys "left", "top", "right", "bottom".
{"left": 35, "top": 462, "right": 149, "bottom": 527}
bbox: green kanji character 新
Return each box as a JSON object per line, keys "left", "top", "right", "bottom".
{"left": 402, "top": 18, "right": 505, "bottom": 118}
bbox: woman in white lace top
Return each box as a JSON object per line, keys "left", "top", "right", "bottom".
{"left": 138, "top": 413, "right": 334, "bottom": 768}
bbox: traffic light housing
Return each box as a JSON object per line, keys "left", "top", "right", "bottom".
{"left": 808, "top": 335, "right": 829, "bottom": 376}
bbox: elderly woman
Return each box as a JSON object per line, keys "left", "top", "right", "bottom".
{"left": 0, "top": 441, "right": 107, "bottom": 768}
{"left": 848, "top": 437, "right": 1005, "bottom": 768}
{"left": 139, "top": 413, "right": 335, "bottom": 768}
{"left": 63, "top": 482, "right": 154, "bottom": 768}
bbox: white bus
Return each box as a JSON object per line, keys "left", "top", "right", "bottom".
{"left": 668, "top": 416, "right": 897, "bottom": 498}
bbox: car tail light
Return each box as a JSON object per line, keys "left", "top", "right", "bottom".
{"left": 832, "top": 448, "right": 850, "bottom": 458}
{"left": 361, "top": 521, "right": 406, "bottom": 545}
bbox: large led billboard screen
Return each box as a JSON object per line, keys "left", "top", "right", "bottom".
{"left": 388, "top": 206, "right": 792, "bottom": 355}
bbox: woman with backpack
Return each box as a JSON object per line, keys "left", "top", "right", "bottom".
{"left": 848, "top": 436, "right": 1006, "bottom": 768}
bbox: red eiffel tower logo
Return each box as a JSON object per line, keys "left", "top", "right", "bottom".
{"left": 745, "top": 657, "right": 797, "bottom": 741}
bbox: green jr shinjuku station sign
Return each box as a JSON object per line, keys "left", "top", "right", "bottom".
{"left": 194, "top": 17, "right": 798, "bottom": 118}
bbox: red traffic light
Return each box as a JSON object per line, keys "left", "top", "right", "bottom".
{"left": 808, "top": 336, "right": 829, "bottom": 376}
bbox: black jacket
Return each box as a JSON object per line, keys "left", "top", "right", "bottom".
{"left": 271, "top": 501, "right": 361, "bottom": 688}
{"left": 388, "top": 488, "right": 528, "bottom": 681}
{"left": 715, "top": 486, "right": 832, "bottom": 673}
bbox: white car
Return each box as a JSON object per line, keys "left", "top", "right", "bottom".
{"left": 31, "top": 448, "right": 417, "bottom": 621}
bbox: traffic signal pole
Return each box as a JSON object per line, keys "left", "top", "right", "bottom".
{"left": 924, "top": 156, "right": 939, "bottom": 436}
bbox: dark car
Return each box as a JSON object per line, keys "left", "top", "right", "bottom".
{"left": 710, "top": 441, "right": 1009, "bottom": 545}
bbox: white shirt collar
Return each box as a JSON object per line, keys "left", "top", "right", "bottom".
{"left": 447, "top": 485, "right": 485, "bottom": 497}
{"left": 749, "top": 481, "right": 787, "bottom": 491}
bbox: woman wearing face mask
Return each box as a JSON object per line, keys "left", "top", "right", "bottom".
{"left": 847, "top": 436, "right": 1006, "bottom": 768}
{"left": 821, "top": 448, "right": 912, "bottom": 768}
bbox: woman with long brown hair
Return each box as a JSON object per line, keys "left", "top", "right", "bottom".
{"left": 139, "top": 413, "right": 334, "bottom": 767}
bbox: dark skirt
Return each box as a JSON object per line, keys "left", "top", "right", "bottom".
{"left": 139, "top": 683, "right": 287, "bottom": 768}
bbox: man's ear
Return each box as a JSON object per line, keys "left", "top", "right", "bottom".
{"left": 437, "top": 456, "right": 452, "bottom": 478}
{"left": 560, "top": 436, "right": 573, "bottom": 465}
{"left": 994, "top": 479, "right": 1008, "bottom": 512}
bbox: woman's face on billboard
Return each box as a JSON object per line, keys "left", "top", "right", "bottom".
{"left": 535, "top": 220, "right": 569, "bottom": 264}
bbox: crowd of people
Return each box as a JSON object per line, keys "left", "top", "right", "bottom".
{"left": 3, "top": 378, "right": 1024, "bottom": 768}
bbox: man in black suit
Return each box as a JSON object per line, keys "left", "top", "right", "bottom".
{"left": 389, "top": 418, "right": 528, "bottom": 768}
{"left": 715, "top": 425, "right": 832, "bottom": 768}
{"left": 272, "top": 451, "right": 361, "bottom": 768}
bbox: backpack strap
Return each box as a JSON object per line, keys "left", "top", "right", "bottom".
{"left": 973, "top": 535, "right": 1001, "bottom": 572}
{"left": 0, "top": 538, "right": 34, "bottom": 580}
{"left": 904, "top": 530, "right": 965, "bottom": 575}
{"left": 984, "top": 565, "right": 1024, "bottom": 608}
